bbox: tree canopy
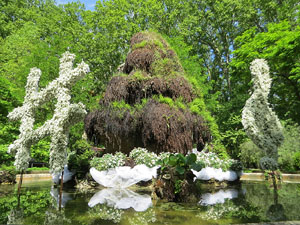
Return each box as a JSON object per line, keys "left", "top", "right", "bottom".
{"left": 1, "top": 0, "right": 299, "bottom": 168}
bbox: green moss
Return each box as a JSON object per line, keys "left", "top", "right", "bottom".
{"left": 152, "top": 95, "right": 186, "bottom": 110}
{"left": 130, "top": 70, "right": 149, "bottom": 81}
{"left": 111, "top": 100, "right": 131, "bottom": 110}
{"left": 132, "top": 32, "right": 165, "bottom": 51}
{"left": 134, "top": 98, "right": 149, "bottom": 111}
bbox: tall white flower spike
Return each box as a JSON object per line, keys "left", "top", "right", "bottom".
{"left": 8, "top": 52, "right": 89, "bottom": 173}
{"left": 242, "top": 59, "right": 283, "bottom": 164}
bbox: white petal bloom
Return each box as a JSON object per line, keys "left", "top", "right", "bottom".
{"left": 242, "top": 59, "right": 283, "bottom": 162}
{"left": 7, "top": 51, "right": 89, "bottom": 172}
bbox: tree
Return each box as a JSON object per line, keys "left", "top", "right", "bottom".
{"left": 232, "top": 21, "right": 300, "bottom": 124}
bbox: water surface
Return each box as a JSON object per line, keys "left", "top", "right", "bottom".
{"left": 1, "top": 181, "right": 300, "bottom": 224}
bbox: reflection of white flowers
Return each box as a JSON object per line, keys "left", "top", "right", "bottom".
{"left": 8, "top": 52, "right": 89, "bottom": 173}
{"left": 128, "top": 208, "right": 157, "bottom": 225}
{"left": 197, "top": 200, "right": 241, "bottom": 221}
{"left": 88, "top": 204, "right": 124, "bottom": 223}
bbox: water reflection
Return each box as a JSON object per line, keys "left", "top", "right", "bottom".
{"left": 88, "top": 188, "right": 152, "bottom": 211}
{"left": 87, "top": 188, "right": 154, "bottom": 224}
{"left": 199, "top": 188, "right": 241, "bottom": 205}
{"left": 1, "top": 182, "right": 300, "bottom": 225}
{"left": 50, "top": 186, "right": 73, "bottom": 208}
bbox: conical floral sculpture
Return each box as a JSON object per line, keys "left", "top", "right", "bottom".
{"left": 8, "top": 52, "right": 89, "bottom": 173}
{"left": 85, "top": 31, "right": 211, "bottom": 154}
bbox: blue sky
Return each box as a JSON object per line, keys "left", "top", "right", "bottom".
{"left": 56, "top": 0, "right": 97, "bottom": 11}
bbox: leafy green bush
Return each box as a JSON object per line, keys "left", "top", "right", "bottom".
{"left": 31, "top": 139, "right": 50, "bottom": 163}
{"left": 278, "top": 121, "right": 300, "bottom": 172}
{"left": 293, "top": 152, "right": 300, "bottom": 170}
{"left": 239, "top": 140, "right": 264, "bottom": 169}
{"left": 68, "top": 139, "right": 95, "bottom": 178}
{"left": 259, "top": 156, "right": 278, "bottom": 171}
{"left": 157, "top": 153, "right": 203, "bottom": 176}
{"left": 0, "top": 144, "right": 14, "bottom": 166}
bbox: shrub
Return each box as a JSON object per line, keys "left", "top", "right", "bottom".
{"left": 0, "top": 144, "right": 14, "bottom": 166}
{"left": 194, "top": 151, "right": 241, "bottom": 172}
{"left": 90, "top": 152, "right": 126, "bottom": 171}
{"left": 239, "top": 140, "right": 264, "bottom": 168}
{"left": 68, "top": 139, "right": 95, "bottom": 178}
{"left": 129, "top": 147, "right": 158, "bottom": 167}
{"left": 293, "top": 152, "right": 300, "bottom": 170}
{"left": 259, "top": 156, "right": 278, "bottom": 171}
{"left": 278, "top": 121, "right": 300, "bottom": 172}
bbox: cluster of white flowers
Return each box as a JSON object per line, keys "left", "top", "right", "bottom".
{"left": 90, "top": 152, "right": 127, "bottom": 171}
{"left": 8, "top": 52, "right": 89, "bottom": 173}
{"left": 91, "top": 147, "right": 241, "bottom": 173}
{"left": 195, "top": 151, "right": 240, "bottom": 172}
{"left": 242, "top": 59, "right": 284, "bottom": 163}
{"left": 129, "top": 147, "right": 159, "bottom": 168}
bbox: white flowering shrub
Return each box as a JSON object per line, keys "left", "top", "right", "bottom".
{"left": 91, "top": 148, "right": 241, "bottom": 173}
{"left": 90, "top": 152, "right": 126, "bottom": 171}
{"left": 7, "top": 52, "right": 89, "bottom": 173}
{"left": 129, "top": 147, "right": 159, "bottom": 168}
{"left": 195, "top": 152, "right": 241, "bottom": 172}
{"left": 242, "top": 59, "right": 284, "bottom": 168}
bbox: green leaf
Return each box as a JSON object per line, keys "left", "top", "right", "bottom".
{"left": 176, "top": 165, "right": 185, "bottom": 175}
{"left": 186, "top": 153, "right": 196, "bottom": 165}
{"left": 168, "top": 155, "right": 177, "bottom": 167}
{"left": 191, "top": 162, "right": 203, "bottom": 172}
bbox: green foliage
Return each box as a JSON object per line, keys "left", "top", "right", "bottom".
{"left": 111, "top": 100, "right": 131, "bottom": 111}
{"left": 240, "top": 140, "right": 265, "bottom": 169}
{"left": 278, "top": 121, "right": 300, "bottom": 172}
{"left": 0, "top": 144, "right": 14, "bottom": 166}
{"left": 293, "top": 152, "right": 300, "bottom": 170}
{"left": 1, "top": 0, "right": 299, "bottom": 168}
{"left": 68, "top": 139, "right": 95, "bottom": 178}
{"left": 26, "top": 167, "right": 49, "bottom": 172}
{"left": 232, "top": 21, "right": 300, "bottom": 124}
{"left": 31, "top": 139, "right": 50, "bottom": 163}
{"left": 0, "top": 190, "right": 52, "bottom": 224}
{"left": 259, "top": 157, "right": 278, "bottom": 171}
{"left": 153, "top": 95, "right": 186, "bottom": 110}
{"left": 157, "top": 153, "right": 204, "bottom": 176}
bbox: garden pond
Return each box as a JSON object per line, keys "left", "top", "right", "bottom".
{"left": 1, "top": 180, "right": 300, "bottom": 225}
